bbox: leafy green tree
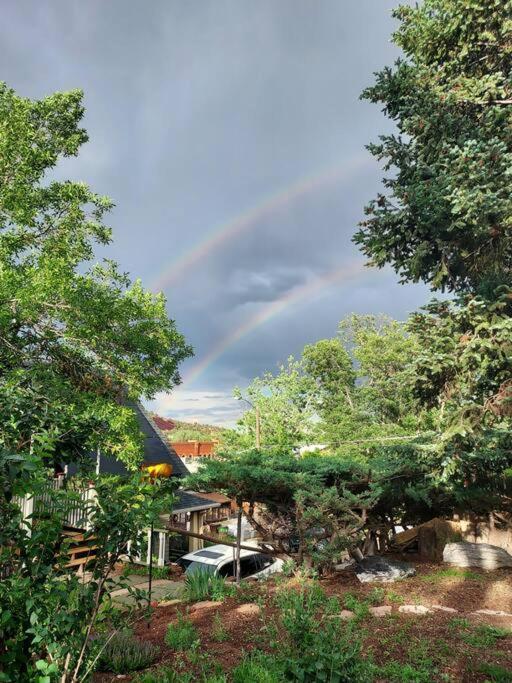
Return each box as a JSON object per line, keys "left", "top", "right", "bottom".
{"left": 0, "top": 83, "right": 192, "bottom": 468}
{"left": 231, "top": 357, "right": 315, "bottom": 448}
{"left": 0, "top": 83, "right": 191, "bottom": 681}
{"left": 339, "top": 314, "right": 421, "bottom": 427}
{"left": 355, "top": 0, "right": 511, "bottom": 292}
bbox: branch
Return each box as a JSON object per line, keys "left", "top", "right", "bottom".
{"left": 166, "top": 525, "right": 282, "bottom": 557}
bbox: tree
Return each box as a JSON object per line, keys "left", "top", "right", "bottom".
{"left": 0, "top": 451, "right": 174, "bottom": 682}
{"left": 355, "top": 0, "right": 511, "bottom": 293}
{"left": 188, "top": 450, "right": 377, "bottom": 569}
{"left": 231, "top": 357, "right": 315, "bottom": 449}
{"left": 0, "top": 83, "right": 192, "bottom": 681}
{"left": 0, "top": 83, "right": 192, "bottom": 468}
{"left": 301, "top": 315, "right": 427, "bottom": 449}
{"left": 355, "top": 1, "right": 512, "bottom": 522}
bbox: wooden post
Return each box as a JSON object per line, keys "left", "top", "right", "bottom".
{"left": 235, "top": 502, "right": 242, "bottom": 584}
{"left": 157, "top": 531, "right": 166, "bottom": 567}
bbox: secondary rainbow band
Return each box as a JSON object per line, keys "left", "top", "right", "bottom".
{"left": 151, "top": 155, "right": 370, "bottom": 291}
{"left": 182, "top": 259, "right": 376, "bottom": 388}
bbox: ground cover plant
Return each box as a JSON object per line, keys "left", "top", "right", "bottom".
{"left": 96, "top": 631, "right": 160, "bottom": 674}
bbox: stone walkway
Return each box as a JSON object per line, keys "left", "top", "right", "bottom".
{"left": 110, "top": 574, "right": 184, "bottom": 607}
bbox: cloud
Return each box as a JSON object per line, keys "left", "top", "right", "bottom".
{"left": 1, "top": 0, "right": 429, "bottom": 422}
{"left": 147, "top": 390, "right": 244, "bottom": 428}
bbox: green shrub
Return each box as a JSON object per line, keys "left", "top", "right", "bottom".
{"left": 343, "top": 593, "right": 370, "bottom": 619}
{"left": 211, "top": 613, "right": 229, "bottom": 642}
{"left": 184, "top": 569, "right": 233, "bottom": 602}
{"left": 96, "top": 631, "right": 160, "bottom": 674}
{"left": 164, "top": 613, "right": 199, "bottom": 651}
{"left": 274, "top": 582, "right": 373, "bottom": 681}
{"left": 476, "top": 662, "right": 512, "bottom": 682}
{"left": 232, "top": 652, "right": 285, "bottom": 682}
{"left": 367, "top": 587, "right": 385, "bottom": 605}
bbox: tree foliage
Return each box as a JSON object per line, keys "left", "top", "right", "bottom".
{"left": 0, "top": 83, "right": 192, "bottom": 468}
{"left": 229, "top": 314, "right": 425, "bottom": 451}
{"left": 355, "top": 0, "right": 511, "bottom": 292}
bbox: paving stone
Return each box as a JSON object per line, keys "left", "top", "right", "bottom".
{"left": 431, "top": 604, "right": 458, "bottom": 613}
{"left": 399, "top": 604, "right": 432, "bottom": 615}
{"left": 190, "top": 600, "right": 222, "bottom": 611}
{"left": 158, "top": 599, "right": 183, "bottom": 607}
{"left": 369, "top": 605, "right": 392, "bottom": 617}
{"left": 473, "top": 609, "right": 512, "bottom": 617}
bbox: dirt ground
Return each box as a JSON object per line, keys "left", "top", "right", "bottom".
{"left": 93, "top": 557, "right": 512, "bottom": 682}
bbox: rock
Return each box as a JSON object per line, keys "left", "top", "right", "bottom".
{"left": 235, "top": 603, "right": 261, "bottom": 616}
{"left": 335, "top": 559, "right": 356, "bottom": 571}
{"left": 431, "top": 604, "right": 458, "bottom": 613}
{"left": 328, "top": 610, "right": 355, "bottom": 620}
{"left": 399, "top": 605, "right": 431, "bottom": 615}
{"left": 190, "top": 600, "right": 222, "bottom": 611}
{"left": 369, "top": 605, "right": 392, "bottom": 617}
{"left": 473, "top": 609, "right": 512, "bottom": 617}
{"left": 443, "top": 542, "right": 512, "bottom": 570}
{"left": 158, "top": 599, "right": 182, "bottom": 607}
{"left": 355, "top": 556, "right": 416, "bottom": 583}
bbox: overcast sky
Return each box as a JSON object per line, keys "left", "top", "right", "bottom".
{"left": 1, "top": 0, "right": 428, "bottom": 426}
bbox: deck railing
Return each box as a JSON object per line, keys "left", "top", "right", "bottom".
{"left": 14, "top": 478, "right": 97, "bottom": 533}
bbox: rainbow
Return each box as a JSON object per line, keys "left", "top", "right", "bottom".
{"left": 181, "top": 259, "right": 378, "bottom": 388}
{"left": 151, "top": 155, "right": 370, "bottom": 291}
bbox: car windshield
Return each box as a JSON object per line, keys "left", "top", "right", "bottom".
{"left": 182, "top": 560, "right": 216, "bottom": 576}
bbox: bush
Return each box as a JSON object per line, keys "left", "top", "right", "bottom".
{"left": 184, "top": 569, "right": 233, "bottom": 602}
{"left": 96, "top": 631, "right": 160, "bottom": 674}
{"left": 164, "top": 613, "right": 199, "bottom": 651}
{"left": 232, "top": 652, "right": 284, "bottom": 682}
{"left": 133, "top": 668, "right": 197, "bottom": 683}
{"left": 274, "top": 582, "right": 373, "bottom": 682}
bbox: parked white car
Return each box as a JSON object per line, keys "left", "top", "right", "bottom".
{"left": 177, "top": 544, "right": 283, "bottom": 580}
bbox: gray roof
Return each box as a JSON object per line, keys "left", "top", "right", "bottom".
{"left": 128, "top": 402, "right": 189, "bottom": 477}
{"left": 173, "top": 490, "right": 221, "bottom": 513}
{"left": 68, "top": 401, "right": 189, "bottom": 477}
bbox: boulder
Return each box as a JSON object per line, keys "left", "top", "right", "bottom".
{"left": 235, "top": 603, "right": 261, "bottom": 616}
{"left": 443, "top": 542, "right": 512, "bottom": 570}
{"left": 355, "top": 556, "right": 415, "bottom": 583}
{"left": 190, "top": 600, "right": 222, "bottom": 611}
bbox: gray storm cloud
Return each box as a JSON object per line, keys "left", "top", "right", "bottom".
{"left": 1, "top": 0, "right": 425, "bottom": 424}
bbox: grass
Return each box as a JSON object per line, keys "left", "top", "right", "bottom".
{"left": 420, "top": 567, "right": 485, "bottom": 583}
{"left": 211, "top": 613, "right": 229, "bottom": 642}
{"left": 476, "top": 662, "right": 512, "bottom": 682}
{"left": 122, "top": 562, "right": 170, "bottom": 580}
{"left": 232, "top": 652, "right": 284, "bottom": 682}
{"left": 164, "top": 613, "right": 199, "bottom": 651}
{"left": 96, "top": 631, "right": 160, "bottom": 674}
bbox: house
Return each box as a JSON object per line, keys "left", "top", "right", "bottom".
{"left": 152, "top": 415, "right": 176, "bottom": 432}
{"left": 18, "top": 402, "right": 230, "bottom": 566}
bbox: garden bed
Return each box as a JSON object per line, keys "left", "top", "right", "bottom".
{"left": 93, "top": 560, "right": 512, "bottom": 682}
